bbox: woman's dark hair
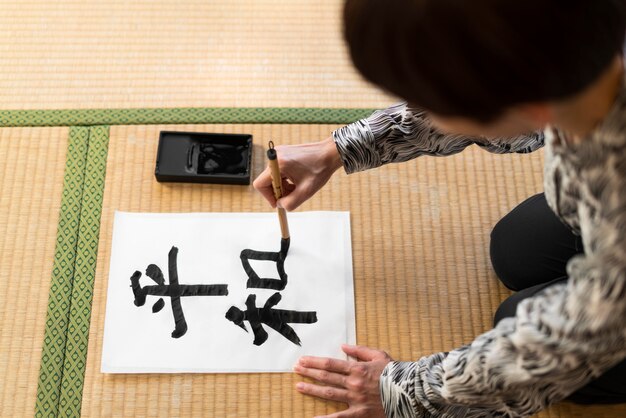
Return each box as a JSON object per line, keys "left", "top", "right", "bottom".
{"left": 344, "top": 0, "right": 626, "bottom": 121}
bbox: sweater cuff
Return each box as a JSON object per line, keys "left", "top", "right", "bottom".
{"left": 379, "top": 361, "right": 421, "bottom": 418}
{"left": 332, "top": 118, "right": 382, "bottom": 174}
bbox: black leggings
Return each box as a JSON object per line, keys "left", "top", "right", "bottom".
{"left": 490, "top": 193, "right": 626, "bottom": 404}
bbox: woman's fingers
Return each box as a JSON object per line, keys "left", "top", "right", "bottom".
{"left": 293, "top": 364, "right": 347, "bottom": 387}
{"left": 342, "top": 344, "right": 390, "bottom": 362}
{"left": 277, "top": 180, "right": 313, "bottom": 211}
{"left": 253, "top": 158, "right": 309, "bottom": 210}
{"left": 295, "top": 382, "right": 350, "bottom": 403}
{"left": 294, "top": 346, "right": 392, "bottom": 418}
{"left": 298, "top": 356, "right": 352, "bottom": 374}
{"left": 252, "top": 137, "right": 342, "bottom": 210}
{"left": 252, "top": 166, "right": 278, "bottom": 207}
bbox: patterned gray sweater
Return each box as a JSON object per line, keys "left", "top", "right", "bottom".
{"left": 332, "top": 91, "right": 626, "bottom": 416}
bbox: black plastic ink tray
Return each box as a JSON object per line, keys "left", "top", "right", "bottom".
{"left": 155, "top": 131, "right": 253, "bottom": 185}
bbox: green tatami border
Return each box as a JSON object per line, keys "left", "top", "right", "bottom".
{"left": 58, "top": 126, "right": 109, "bottom": 418}
{"left": 26, "top": 106, "right": 373, "bottom": 417}
{"left": 0, "top": 107, "right": 376, "bottom": 127}
{"left": 35, "top": 127, "right": 90, "bottom": 418}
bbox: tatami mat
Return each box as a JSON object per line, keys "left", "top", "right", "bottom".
{"left": 74, "top": 123, "right": 624, "bottom": 417}
{"left": 0, "top": 0, "right": 393, "bottom": 110}
{"left": 2, "top": 0, "right": 625, "bottom": 416}
{"left": 0, "top": 127, "right": 69, "bottom": 417}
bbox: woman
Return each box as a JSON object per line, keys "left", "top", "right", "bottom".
{"left": 254, "top": 1, "right": 626, "bottom": 417}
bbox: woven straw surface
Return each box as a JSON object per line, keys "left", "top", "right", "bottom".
{"left": 79, "top": 123, "right": 626, "bottom": 417}
{"left": 0, "top": 127, "right": 69, "bottom": 417}
{"left": 0, "top": 0, "right": 393, "bottom": 110}
{"left": 1, "top": 0, "right": 625, "bottom": 416}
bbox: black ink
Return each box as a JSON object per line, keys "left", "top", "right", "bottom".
{"left": 152, "top": 298, "right": 165, "bottom": 313}
{"left": 196, "top": 143, "right": 248, "bottom": 175}
{"left": 240, "top": 238, "right": 290, "bottom": 290}
{"left": 280, "top": 237, "right": 290, "bottom": 255}
{"left": 146, "top": 263, "right": 165, "bottom": 284}
{"left": 225, "top": 292, "right": 317, "bottom": 346}
{"left": 145, "top": 264, "right": 165, "bottom": 312}
{"left": 167, "top": 246, "right": 187, "bottom": 338}
{"left": 130, "top": 246, "right": 229, "bottom": 338}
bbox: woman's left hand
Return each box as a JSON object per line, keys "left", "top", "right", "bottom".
{"left": 293, "top": 344, "right": 393, "bottom": 418}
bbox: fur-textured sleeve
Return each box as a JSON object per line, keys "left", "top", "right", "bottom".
{"left": 332, "top": 102, "right": 544, "bottom": 174}
{"left": 378, "top": 124, "right": 626, "bottom": 417}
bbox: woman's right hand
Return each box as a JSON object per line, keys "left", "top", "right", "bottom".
{"left": 253, "top": 136, "right": 344, "bottom": 211}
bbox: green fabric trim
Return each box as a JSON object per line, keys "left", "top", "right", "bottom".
{"left": 58, "top": 126, "right": 110, "bottom": 418}
{"left": 0, "top": 107, "right": 375, "bottom": 127}
{"left": 35, "top": 127, "right": 90, "bottom": 418}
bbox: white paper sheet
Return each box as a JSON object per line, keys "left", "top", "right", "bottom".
{"left": 101, "top": 211, "right": 355, "bottom": 373}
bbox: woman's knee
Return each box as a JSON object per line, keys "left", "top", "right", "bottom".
{"left": 490, "top": 214, "right": 525, "bottom": 291}
{"left": 489, "top": 193, "right": 550, "bottom": 291}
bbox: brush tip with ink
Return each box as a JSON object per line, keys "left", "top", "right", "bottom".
{"left": 280, "top": 237, "right": 290, "bottom": 257}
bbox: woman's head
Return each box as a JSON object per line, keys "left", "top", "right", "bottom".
{"left": 344, "top": 0, "right": 626, "bottom": 132}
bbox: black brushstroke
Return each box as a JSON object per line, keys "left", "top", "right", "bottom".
{"left": 152, "top": 298, "right": 165, "bottom": 313}
{"left": 130, "top": 271, "right": 146, "bottom": 306}
{"left": 240, "top": 238, "right": 290, "bottom": 290}
{"left": 146, "top": 264, "right": 165, "bottom": 284}
{"left": 145, "top": 265, "right": 166, "bottom": 312}
{"left": 136, "top": 283, "right": 229, "bottom": 297}
{"left": 167, "top": 247, "right": 187, "bottom": 338}
{"left": 225, "top": 292, "right": 317, "bottom": 346}
{"left": 280, "top": 237, "right": 290, "bottom": 255}
{"left": 130, "top": 246, "right": 229, "bottom": 338}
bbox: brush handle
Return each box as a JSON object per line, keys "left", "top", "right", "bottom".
{"left": 267, "top": 141, "right": 290, "bottom": 239}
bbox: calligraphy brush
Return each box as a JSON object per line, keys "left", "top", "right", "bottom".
{"left": 267, "top": 141, "right": 290, "bottom": 255}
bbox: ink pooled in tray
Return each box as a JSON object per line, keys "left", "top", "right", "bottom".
{"left": 155, "top": 131, "right": 252, "bottom": 185}
{"left": 194, "top": 143, "right": 248, "bottom": 175}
